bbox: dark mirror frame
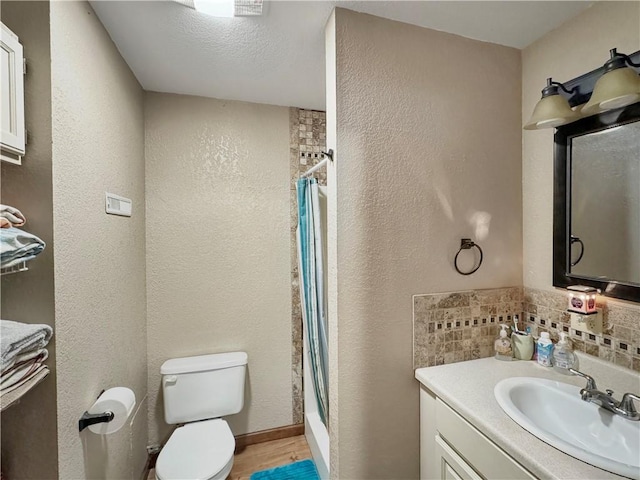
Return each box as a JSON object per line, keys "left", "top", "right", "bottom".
{"left": 553, "top": 102, "right": 640, "bottom": 303}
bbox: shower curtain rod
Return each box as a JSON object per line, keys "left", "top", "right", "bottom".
{"left": 301, "top": 158, "right": 328, "bottom": 178}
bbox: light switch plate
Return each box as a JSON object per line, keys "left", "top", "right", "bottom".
{"left": 570, "top": 311, "right": 603, "bottom": 336}
{"left": 105, "top": 192, "right": 132, "bottom": 217}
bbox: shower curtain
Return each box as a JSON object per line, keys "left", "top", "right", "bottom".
{"left": 296, "top": 177, "right": 329, "bottom": 426}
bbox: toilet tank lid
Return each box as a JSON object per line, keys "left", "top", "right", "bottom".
{"left": 161, "top": 352, "right": 248, "bottom": 375}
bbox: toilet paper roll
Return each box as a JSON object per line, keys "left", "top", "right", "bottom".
{"left": 87, "top": 387, "right": 136, "bottom": 435}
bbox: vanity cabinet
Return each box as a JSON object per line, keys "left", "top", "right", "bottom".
{"left": 420, "top": 386, "right": 536, "bottom": 480}
{"left": 435, "top": 435, "right": 482, "bottom": 480}
{"left": 1, "top": 22, "right": 25, "bottom": 165}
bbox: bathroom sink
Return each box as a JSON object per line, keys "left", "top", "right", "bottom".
{"left": 494, "top": 377, "right": 640, "bottom": 479}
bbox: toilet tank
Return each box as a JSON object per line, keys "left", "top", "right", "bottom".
{"left": 161, "top": 352, "right": 247, "bottom": 425}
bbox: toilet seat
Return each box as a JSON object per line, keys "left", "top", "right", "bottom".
{"left": 155, "top": 419, "right": 235, "bottom": 480}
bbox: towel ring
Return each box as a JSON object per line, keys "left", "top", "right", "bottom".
{"left": 454, "top": 238, "right": 483, "bottom": 275}
{"left": 570, "top": 235, "right": 584, "bottom": 267}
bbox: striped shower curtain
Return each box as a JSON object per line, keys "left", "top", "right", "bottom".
{"left": 296, "top": 177, "right": 329, "bottom": 426}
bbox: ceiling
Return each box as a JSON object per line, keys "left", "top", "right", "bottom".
{"left": 90, "top": 1, "right": 592, "bottom": 110}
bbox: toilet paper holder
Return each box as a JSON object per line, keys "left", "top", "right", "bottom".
{"left": 78, "top": 389, "right": 114, "bottom": 432}
{"left": 78, "top": 410, "right": 114, "bottom": 432}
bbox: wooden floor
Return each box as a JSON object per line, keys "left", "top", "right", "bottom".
{"left": 148, "top": 435, "right": 312, "bottom": 480}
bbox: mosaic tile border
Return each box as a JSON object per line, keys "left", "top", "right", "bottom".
{"left": 413, "top": 287, "right": 523, "bottom": 368}
{"left": 414, "top": 286, "right": 640, "bottom": 372}
{"left": 523, "top": 287, "right": 640, "bottom": 372}
{"left": 290, "top": 108, "right": 327, "bottom": 424}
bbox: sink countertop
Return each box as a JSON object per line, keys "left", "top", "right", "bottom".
{"left": 415, "top": 352, "right": 640, "bottom": 480}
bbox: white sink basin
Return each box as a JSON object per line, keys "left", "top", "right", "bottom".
{"left": 494, "top": 377, "right": 640, "bottom": 479}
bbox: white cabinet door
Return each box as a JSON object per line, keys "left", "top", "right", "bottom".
{"left": 1, "top": 22, "right": 25, "bottom": 164}
{"left": 420, "top": 387, "right": 536, "bottom": 480}
{"left": 436, "top": 398, "right": 536, "bottom": 480}
{"left": 435, "top": 435, "right": 482, "bottom": 480}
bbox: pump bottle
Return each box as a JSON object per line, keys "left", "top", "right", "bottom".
{"left": 495, "top": 324, "right": 512, "bottom": 361}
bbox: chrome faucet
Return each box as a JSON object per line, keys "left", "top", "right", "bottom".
{"left": 569, "top": 368, "right": 640, "bottom": 421}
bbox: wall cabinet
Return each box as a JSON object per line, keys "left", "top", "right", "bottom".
{"left": 420, "top": 386, "right": 536, "bottom": 480}
{"left": 1, "top": 22, "right": 25, "bottom": 165}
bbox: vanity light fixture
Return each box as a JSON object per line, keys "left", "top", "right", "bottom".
{"left": 523, "top": 78, "right": 580, "bottom": 130}
{"left": 581, "top": 49, "right": 640, "bottom": 116}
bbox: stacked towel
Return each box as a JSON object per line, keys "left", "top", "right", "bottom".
{"left": 0, "top": 320, "right": 52, "bottom": 410}
{"left": 1, "top": 320, "right": 52, "bottom": 371}
{"left": 0, "top": 204, "right": 26, "bottom": 228}
{"left": 0, "top": 227, "right": 45, "bottom": 268}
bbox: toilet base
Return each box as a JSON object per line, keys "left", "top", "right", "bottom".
{"left": 156, "top": 458, "right": 232, "bottom": 480}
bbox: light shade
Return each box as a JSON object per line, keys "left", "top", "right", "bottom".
{"left": 524, "top": 94, "right": 579, "bottom": 130}
{"left": 581, "top": 67, "right": 640, "bottom": 116}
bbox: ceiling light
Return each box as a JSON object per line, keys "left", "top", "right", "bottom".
{"left": 581, "top": 49, "right": 640, "bottom": 116}
{"left": 176, "top": 0, "right": 264, "bottom": 17}
{"left": 193, "top": 0, "right": 234, "bottom": 18}
{"left": 524, "top": 78, "right": 580, "bottom": 130}
{"left": 233, "top": 0, "right": 263, "bottom": 16}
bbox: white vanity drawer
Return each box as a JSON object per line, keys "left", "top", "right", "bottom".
{"left": 436, "top": 398, "right": 535, "bottom": 480}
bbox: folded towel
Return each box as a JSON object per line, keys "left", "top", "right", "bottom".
{"left": 0, "top": 227, "right": 45, "bottom": 268}
{"left": 0, "top": 365, "right": 49, "bottom": 412}
{"left": 1, "top": 348, "right": 48, "bottom": 375}
{"left": 0, "top": 320, "right": 53, "bottom": 371}
{"left": 0, "top": 357, "right": 43, "bottom": 390}
{"left": 0, "top": 205, "right": 26, "bottom": 227}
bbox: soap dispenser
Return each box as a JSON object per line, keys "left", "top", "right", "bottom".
{"left": 553, "top": 332, "right": 576, "bottom": 373}
{"left": 495, "top": 324, "right": 512, "bottom": 361}
{"left": 536, "top": 332, "right": 554, "bottom": 367}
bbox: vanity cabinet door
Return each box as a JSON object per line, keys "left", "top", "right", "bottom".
{"left": 1, "top": 22, "right": 25, "bottom": 164}
{"left": 420, "top": 387, "right": 536, "bottom": 480}
{"left": 435, "top": 435, "right": 482, "bottom": 480}
{"left": 436, "top": 398, "right": 535, "bottom": 480}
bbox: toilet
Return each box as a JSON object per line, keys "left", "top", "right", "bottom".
{"left": 155, "top": 351, "right": 248, "bottom": 480}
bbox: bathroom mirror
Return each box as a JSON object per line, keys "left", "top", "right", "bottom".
{"left": 553, "top": 102, "right": 640, "bottom": 303}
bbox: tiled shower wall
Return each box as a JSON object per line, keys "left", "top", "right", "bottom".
{"left": 413, "top": 286, "right": 640, "bottom": 372}
{"left": 289, "top": 108, "right": 326, "bottom": 424}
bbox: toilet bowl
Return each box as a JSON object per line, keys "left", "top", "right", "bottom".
{"left": 155, "top": 419, "right": 235, "bottom": 480}
{"left": 156, "top": 352, "right": 247, "bottom": 480}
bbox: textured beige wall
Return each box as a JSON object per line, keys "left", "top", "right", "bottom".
{"left": 50, "top": 2, "right": 147, "bottom": 478}
{"left": 324, "top": 10, "right": 340, "bottom": 477}
{"left": 328, "top": 9, "right": 522, "bottom": 478}
{"left": 522, "top": 1, "right": 640, "bottom": 305}
{"left": 0, "top": 2, "right": 59, "bottom": 478}
{"left": 145, "top": 92, "right": 293, "bottom": 445}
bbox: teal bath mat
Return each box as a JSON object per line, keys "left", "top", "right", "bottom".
{"left": 250, "top": 459, "right": 320, "bottom": 480}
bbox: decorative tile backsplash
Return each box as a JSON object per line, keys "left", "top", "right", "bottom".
{"left": 523, "top": 287, "right": 640, "bottom": 372}
{"left": 289, "top": 108, "right": 327, "bottom": 424}
{"left": 413, "top": 287, "right": 523, "bottom": 369}
{"left": 413, "top": 286, "right": 640, "bottom": 372}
